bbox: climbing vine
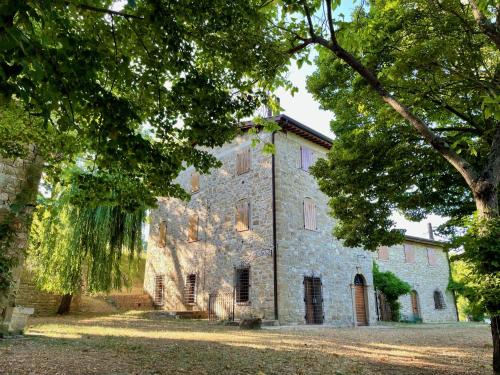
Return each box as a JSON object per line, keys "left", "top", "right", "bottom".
{"left": 373, "top": 262, "right": 412, "bottom": 321}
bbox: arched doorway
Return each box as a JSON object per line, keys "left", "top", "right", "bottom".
{"left": 411, "top": 290, "right": 420, "bottom": 319}
{"left": 354, "top": 274, "right": 368, "bottom": 326}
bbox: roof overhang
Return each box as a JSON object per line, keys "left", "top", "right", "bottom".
{"left": 404, "top": 235, "right": 446, "bottom": 247}
{"left": 242, "top": 114, "right": 332, "bottom": 149}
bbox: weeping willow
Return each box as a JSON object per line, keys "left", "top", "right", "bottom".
{"left": 28, "top": 192, "right": 145, "bottom": 295}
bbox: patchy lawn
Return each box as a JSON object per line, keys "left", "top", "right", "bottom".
{"left": 0, "top": 311, "right": 492, "bottom": 375}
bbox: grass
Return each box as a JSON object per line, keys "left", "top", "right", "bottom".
{"left": 0, "top": 311, "right": 493, "bottom": 374}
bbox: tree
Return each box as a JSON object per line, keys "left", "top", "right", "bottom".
{"left": 373, "top": 263, "right": 411, "bottom": 321}
{"left": 28, "top": 183, "right": 145, "bottom": 314}
{"left": 449, "top": 259, "right": 487, "bottom": 322}
{"left": 271, "top": 0, "right": 499, "bottom": 371}
{"left": 0, "top": 0, "right": 285, "bottom": 325}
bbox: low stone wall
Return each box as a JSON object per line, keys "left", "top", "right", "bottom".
{"left": 15, "top": 273, "right": 63, "bottom": 316}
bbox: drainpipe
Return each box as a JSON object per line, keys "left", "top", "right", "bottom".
{"left": 272, "top": 131, "right": 279, "bottom": 321}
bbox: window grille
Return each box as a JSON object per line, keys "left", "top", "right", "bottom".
{"left": 433, "top": 290, "right": 446, "bottom": 309}
{"left": 184, "top": 274, "right": 197, "bottom": 305}
{"left": 154, "top": 275, "right": 165, "bottom": 306}
{"left": 303, "top": 276, "right": 323, "bottom": 324}
{"left": 235, "top": 267, "right": 250, "bottom": 303}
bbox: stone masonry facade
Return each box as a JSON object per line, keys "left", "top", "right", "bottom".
{"left": 144, "top": 115, "right": 457, "bottom": 325}
{"left": 374, "top": 239, "right": 458, "bottom": 322}
{"left": 144, "top": 133, "right": 275, "bottom": 319}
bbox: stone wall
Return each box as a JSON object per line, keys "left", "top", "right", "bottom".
{"left": 374, "top": 240, "right": 458, "bottom": 322}
{"left": 14, "top": 271, "right": 64, "bottom": 316}
{"left": 144, "top": 133, "right": 275, "bottom": 319}
{"left": 274, "top": 132, "right": 376, "bottom": 326}
{"left": 0, "top": 150, "right": 42, "bottom": 330}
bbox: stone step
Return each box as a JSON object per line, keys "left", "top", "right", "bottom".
{"left": 172, "top": 310, "right": 209, "bottom": 319}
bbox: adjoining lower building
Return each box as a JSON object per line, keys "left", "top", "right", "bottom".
{"left": 374, "top": 236, "right": 458, "bottom": 323}
{"left": 144, "top": 114, "right": 458, "bottom": 326}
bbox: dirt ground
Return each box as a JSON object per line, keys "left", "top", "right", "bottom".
{"left": 0, "top": 311, "right": 493, "bottom": 375}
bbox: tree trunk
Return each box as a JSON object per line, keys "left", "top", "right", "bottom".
{"left": 474, "top": 186, "right": 499, "bottom": 374}
{"left": 0, "top": 148, "right": 43, "bottom": 331}
{"left": 57, "top": 294, "right": 73, "bottom": 315}
{"left": 493, "top": 315, "right": 500, "bottom": 374}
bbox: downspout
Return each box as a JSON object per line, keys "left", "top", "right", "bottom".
{"left": 272, "top": 131, "right": 278, "bottom": 321}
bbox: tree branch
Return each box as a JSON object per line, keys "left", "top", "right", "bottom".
{"left": 300, "top": 0, "right": 316, "bottom": 38}
{"left": 433, "top": 127, "right": 482, "bottom": 134}
{"left": 310, "top": 34, "right": 480, "bottom": 189}
{"left": 325, "top": 0, "right": 336, "bottom": 43}
{"left": 64, "top": 1, "right": 144, "bottom": 20}
{"left": 287, "top": 38, "right": 316, "bottom": 55}
{"left": 468, "top": 0, "right": 500, "bottom": 50}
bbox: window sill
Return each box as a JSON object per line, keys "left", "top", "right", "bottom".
{"left": 236, "top": 301, "right": 251, "bottom": 306}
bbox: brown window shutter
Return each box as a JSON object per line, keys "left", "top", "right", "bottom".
{"left": 303, "top": 198, "right": 316, "bottom": 230}
{"left": 236, "top": 148, "right": 250, "bottom": 175}
{"left": 378, "top": 246, "right": 389, "bottom": 261}
{"left": 301, "top": 146, "right": 313, "bottom": 171}
{"left": 236, "top": 200, "right": 250, "bottom": 231}
{"left": 158, "top": 221, "right": 167, "bottom": 247}
{"left": 188, "top": 214, "right": 199, "bottom": 242}
{"left": 404, "top": 245, "right": 415, "bottom": 263}
{"left": 191, "top": 172, "right": 200, "bottom": 193}
{"left": 427, "top": 248, "right": 437, "bottom": 266}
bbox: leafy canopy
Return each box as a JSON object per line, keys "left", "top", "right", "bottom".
{"left": 0, "top": 0, "right": 287, "bottom": 209}
{"left": 305, "top": 0, "right": 498, "bottom": 249}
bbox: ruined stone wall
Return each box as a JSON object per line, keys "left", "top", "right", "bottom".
{"left": 274, "top": 132, "right": 377, "bottom": 326}
{"left": 144, "top": 133, "right": 275, "bottom": 319}
{"left": 374, "top": 241, "right": 458, "bottom": 322}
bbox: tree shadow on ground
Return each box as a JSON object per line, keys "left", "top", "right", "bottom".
{"left": 1, "top": 313, "right": 490, "bottom": 375}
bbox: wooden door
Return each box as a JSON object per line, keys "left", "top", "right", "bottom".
{"left": 354, "top": 274, "right": 368, "bottom": 326}
{"left": 304, "top": 277, "right": 323, "bottom": 324}
{"left": 411, "top": 290, "right": 420, "bottom": 318}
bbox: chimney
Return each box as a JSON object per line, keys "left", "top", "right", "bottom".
{"left": 427, "top": 222, "right": 434, "bottom": 240}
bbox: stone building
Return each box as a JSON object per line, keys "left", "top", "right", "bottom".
{"left": 144, "top": 114, "right": 457, "bottom": 325}
{"left": 374, "top": 236, "right": 458, "bottom": 322}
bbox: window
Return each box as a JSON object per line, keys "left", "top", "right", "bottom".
{"left": 303, "top": 276, "right": 323, "bottom": 324}
{"left": 236, "top": 200, "right": 250, "bottom": 232}
{"left": 188, "top": 214, "right": 199, "bottom": 242}
{"left": 191, "top": 172, "right": 200, "bottom": 193}
{"left": 427, "top": 248, "right": 437, "bottom": 266}
{"left": 300, "top": 146, "right": 314, "bottom": 171}
{"left": 158, "top": 221, "right": 167, "bottom": 247}
{"left": 154, "top": 275, "right": 164, "bottom": 306}
{"left": 303, "top": 198, "right": 317, "bottom": 230}
{"left": 236, "top": 148, "right": 250, "bottom": 175}
{"left": 378, "top": 246, "right": 389, "bottom": 261}
{"left": 235, "top": 267, "right": 250, "bottom": 304}
{"left": 404, "top": 244, "right": 415, "bottom": 263}
{"left": 433, "top": 290, "right": 445, "bottom": 309}
{"left": 184, "top": 274, "right": 197, "bottom": 305}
